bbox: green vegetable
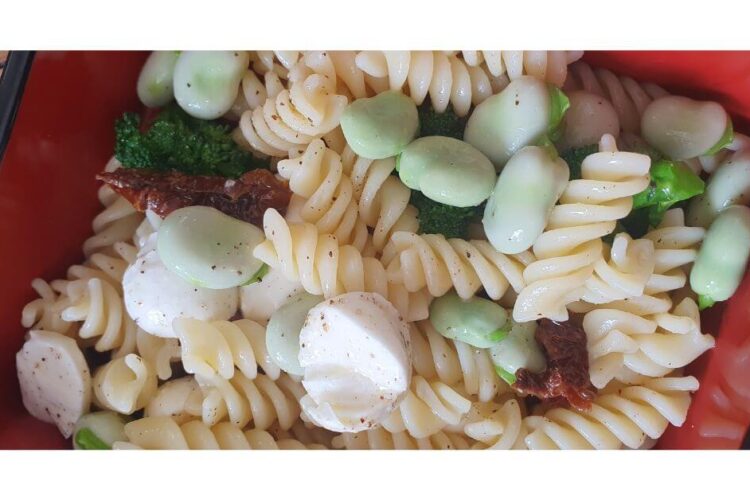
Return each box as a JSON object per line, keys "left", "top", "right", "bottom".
{"left": 173, "top": 51, "right": 249, "bottom": 120}
{"left": 690, "top": 205, "right": 750, "bottom": 308}
{"left": 72, "top": 411, "right": 127, "bottom": 450}
{"left": 341, "top": 90, "right": 419, "bottom": 159}
{"left": 114, "top": 104, "right": 268, "bottom": 178}
{"left": 266, "top": 292, "right": 323, "bottom": 376}
{"left": 137, "top": 51, "right": 180, "bottom": 108}
{"left": 417, "top": 102, "right": 466, "bottom": 140}
{"left": 410, "top": 190, "right": 481, "bottom": 239}
{"left": 398, "top": 136, "right": 496, "bottom": 208}
{"left": 631, "top": 160, "right": 705, "bottom": 227}
{"left": 74, "top": 428, "right": 110, "bottom": 450}
{"left": 703, "top": 118, "right": 734, "bottom": 156}
{"left": 157, "top": 206, "right": 266, "bottom": 289}
{"left": 429, "top": 292, "right": 509, "bottom": 349}
{"left": 244, "top": 263, "right": 269, "bottom": 286}
{"left": 560, "top": 143, "right": 598, "bottom": 180}
{"left": 489, "top": 320, "right": 546, "bottom": 381}
{"left": 547, "top": 84, "right": 570, "bottom": 143}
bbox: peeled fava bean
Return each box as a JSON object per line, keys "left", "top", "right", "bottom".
{"left": 559, "top": 90, "right": 620, "bottom": 150}
{"left": 341, "top": 90, "right": 419, "bottom": 159}
{"left": 137, "top": 51, "right": 180, "bottom": 108}
{"left": 173, "top": 51, "right": 249, "bottom": 119}
{"left": 482, "top": 146, "right": 569, "bottom": 254}
{"left": 687, "top": 150, "right": 750, "bottom": 228}
{"left": 397, "top": 136, "right": 496, "bottom": 207}
{"left": 429, "top": 292, "right": 509, "bottom": 349}
{"left": 266, "top": 292, "right": 323, "bottom": 376}
{"left": 489, "top": 320, "right": 546, "bottom": 385}
{"left": 690, "top": 204, "right": 750, "bottom": 308}
{"left": 73, "top": 411, "right": 127, "bottom": 450}
{"left": 642, "top": 95, "right": 733, "bottom": 161}
{"left": 157, "top": 205, "right": 266, "bottom": 289}
{"left": 464, "top": 76, "right": 567, "bottom": 169}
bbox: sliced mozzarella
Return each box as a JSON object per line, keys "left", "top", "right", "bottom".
{"left": 298, "top": 292, "right": 411, "bottom": 433}
{"left": 16, "top": 330, "right": 92, "bottom": 438}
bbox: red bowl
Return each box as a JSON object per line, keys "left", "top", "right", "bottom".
{"left": 1, "top": 51, "right": 749, "bottom": 449}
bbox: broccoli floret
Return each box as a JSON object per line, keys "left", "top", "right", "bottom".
{"left": 411, "top": 190, "right": 483, "bottom": 239}
{"left": 417, "top": 102, "right": 467, "bottom": 140}
{"left": 560, "top": 144, "right": 598, "bottom": 180}
{"left": 114, "top": 104, "right": 267, "bottom": 177}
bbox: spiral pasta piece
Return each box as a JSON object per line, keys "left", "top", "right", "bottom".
{"left": 513, "top": 134, "right": 651, "bottom": 322}
{"left": 173, "top": 318, "right": 280, "bottom": 381}
{"left": 93, "top": 353, "right": 157, "bottom": 414}
{"left": 237, "top": 57, "right": 348, "bottom": 158}
{"left": 410, "top": 320, "right": 507, "bottom": 403}
{"left": 380, "top": 375, "right": 472, "bottom": 439}
{"left": 332, "top": 426, "right": 473, "bottom": 450}
{"left": 21, "top": 278, "right": 76, "bottom": 335}
{"left": 382, "top": 231, "right": 530, "bottom": 301}
{"left": 563, "top": 61, "right": 669, "bottom": 134}
{"left": 144, "top": 377, "right": 203, "bottom": 424}
{"left": 197, "top": 372, "right": 305, "bottom": 430}
{"left": 252, "top": 208, "right": 431, "bottom": 321}
{"left": 277, "top": 139, "right": 370, "bottom": 251}
{"left": 250, "top": 50, "right": 300, "bottom": 79}
{"left": 354, "top": 50, "right": 507, "bottom": 117}
{"left": 459, "top": 50, "right": 583, "bottom": 87}
{"left": 136, "top": 329, "right": 180, "bottom": 381}
{"left": 83, "top": 157, "right": 144, "bottom": 257}
{"left": 60, "top": 277, "right": 138, "bottom": 356}
{"left": 642, "top": 208, "right": 705, "bottom": 295}
{"left": 579, "top": 232, "right": 655, "bottom": 305}
{"left": 584, "top": 297, "right": 715, "bottom": 388}
{"left": 340, "top": 146, "right": 419, "bottom": 251}
{"left": 521, "top": 376, "right": 699, "bottom": 449}
{"left": 116, "top": 417, "right": 326, "bottom": 450}
{"left": 462, "top": 399, "right": 526, "bottom": 450}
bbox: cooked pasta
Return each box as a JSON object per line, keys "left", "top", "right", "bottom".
{"left": 253, "top": 208, "right": 431, "bottom": 321}
{"left": 382, "top": 231, "right": 530, "bottom": 302}
{"left": 459, "top": 50, "right": 583, "bottom": 86}
{"left": 513, "top": 134, "right": 651, "bottom": 322}
{"left": 82, "top": 157, "right": 144, "bottom": 257}
{"left": 340, "top": 146, "right": 419, "bottom": 251}
{"left": 643, "top": 209, "right": 705, "bottom": 295}
{"left": 462, "top": 399, "right": 525, "bottom": 450}
{"left": 21, "top": 278, "right": 75, "bottom": 335}
{"left": 196, "top": 372, "right": 304, "bottom": 430}
{"left": 380, "top": 375, "right": 472, "bottom": 439}
{"left": 563, "top": 60, "right": 669, "bottom": 135}
{"left": 521, "top": 376, "right": 699, "bottom": 449}
{"left": 276, "top": 139, "right": 370, "bottom": 251}
{"left": 173, "top": 318, "right": 280, "bottom": 381}
{"left": 332, "top": 427, "right": 473, "bottom": 450}
{"left": 410, "top": 320, "right": 506, "bottom": 403}
{"left": 135, "top": 329, "right": 180, "bottom": 381}
{"left": 92, "top": 353, "right": 157, "bottom": 414}
{"left": 236, "top": 57, "right": 348, "bottom": 157}
{"left": 144, "top": 377, "right": 203, "bottom": 424}
{"left": 115, "top": 417, "right": 325, "bottom": 450}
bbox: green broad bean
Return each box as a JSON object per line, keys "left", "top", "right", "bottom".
{"left": 687, "top": 150, "right": 750, "bottom": 228}
{"left": 157, "top": 206, "right": 265, "bottom": 289}
{"left": 397, "top": 136, "right": 496, "bottom": 207}
{"left": 73, "top": 412, "right": 127, "bottom": 450}
{"left": 429, "top": 293, "right": 509, "bottom": 349}
{"left": 489, "top": 320, "right": 546, "bottom": 385}
{"left": 558, "top": 90, "right": 620, "bottom": 150}
{"left": 641, "top": 95, "right": 732, "bottom": 161}
{"left": 464, "top": 76, "right": 567, "bottom": 169}
{"left": 340, "top": 90, "right": 419, "bottom": 159}
{"left": 690, "top": 204, "right": 750, "bottom": 308}
{"left": 482, "top": 145, "right": 569, "bottom": 253}
{"left": 137, "top": 51, "right": 180, "bottom": 108}
{"left": 266, "top": 292, "right": 323, "bottom": 376}
{"left": 173, "top": 51, "right": 249, "bottom": 120}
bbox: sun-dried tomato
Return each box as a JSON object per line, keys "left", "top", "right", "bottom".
{"left": 97, "top": 168, "right": 291, "bottom": 226}
{"left": 513, "top": 318, "right": 597, "bottom": 411}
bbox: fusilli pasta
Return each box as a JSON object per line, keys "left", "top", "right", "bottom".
{"left": 458, "top": 50, "right": 583, "bottom": 87}
{"left": 92, "top": 353, "right": 157, "bottom": 414}
{"left": 513, "top": 134, "right": 651, "bottom": 322}
{"left": 332, "top": 427, "right": 473, "bottom": 450}
{"left": 253, "top": 208, "right": 431, "bottom": 321}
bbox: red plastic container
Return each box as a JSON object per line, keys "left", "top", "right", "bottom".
{"left": 1, "top": 51, "right": 749, "bottom": 449}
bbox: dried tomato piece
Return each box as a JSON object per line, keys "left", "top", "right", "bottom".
{"left": 97, "top": 168, "right": 291, "bottom": 226}
{"left": 513, "top": 318, "right": 597, "bottom": 411}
